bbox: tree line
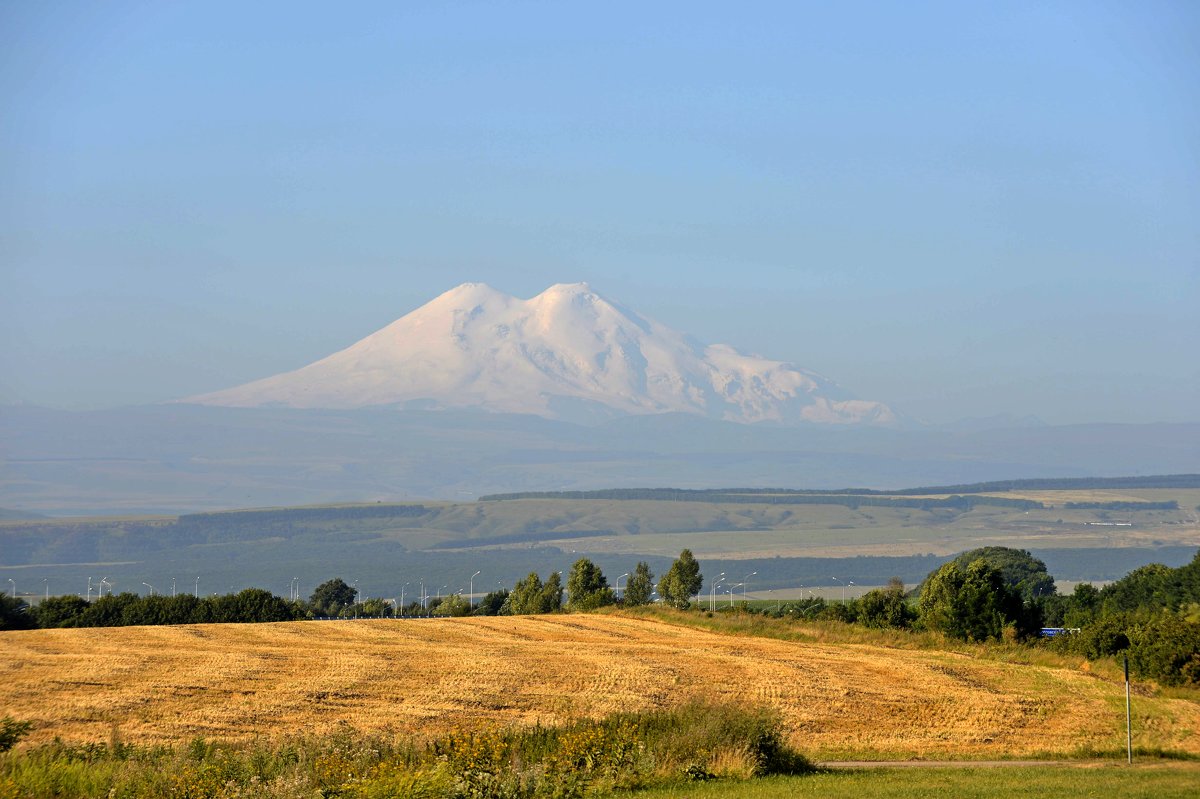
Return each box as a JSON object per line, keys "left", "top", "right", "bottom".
{"left": 480, "top": 489, "right": 1044, "bottom": 511}
{"left": 4, "top": 546, "right": 1196, "bottom": 687}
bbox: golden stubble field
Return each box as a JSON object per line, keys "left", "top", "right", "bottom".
{"left": 2, "top": 614, "right": 1197, "bottom": 759}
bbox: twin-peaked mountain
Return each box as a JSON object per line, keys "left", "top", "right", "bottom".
{"left": 186, "top": 282, "right": 896, "bottom": 426}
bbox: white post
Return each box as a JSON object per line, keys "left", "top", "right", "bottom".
{"left": 195, "top": 576, "right": 200, "bottom": 599}
{"left": 470, "top": 571, "right": 480, "bottom": 609}
{"left": 616, "top": 573, "right": 629, "bottom": 601}
{"left": 742, "top": 571, "right": 756, "bottom": 605}
{"left": 710, "top": 573, "right": 725, "bottom": 611}
{"left": 1125, "top": 656, "right": 1133, "bottom": 764}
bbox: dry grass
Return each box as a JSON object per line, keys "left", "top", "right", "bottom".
{"left": 2, "top": 614, "right": 1198, "bottom": 760}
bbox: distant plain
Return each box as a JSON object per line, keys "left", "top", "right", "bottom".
{"left": 2, "top": 484, "right": 1197, "bottom": 601}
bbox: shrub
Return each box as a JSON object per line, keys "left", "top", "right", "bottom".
{"left": 0, "top": 704, "right": 808, "bottom": 798}
{"left": 0, "top": 718, "right": 32, "bottom": 753}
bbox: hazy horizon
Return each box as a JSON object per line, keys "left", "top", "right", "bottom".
{"left": 3, "top": 2, "right": 1197, "bottom": 426}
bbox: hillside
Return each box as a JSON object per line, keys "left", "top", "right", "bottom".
{"left": 2, "top": 614, "right": 1197, "bottom": 759}
{"left": 3, "top": 481, "right": 1198, "bottom": 605}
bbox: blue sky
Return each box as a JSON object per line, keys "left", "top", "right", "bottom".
{"left": 2, "top": 1, "right": 1197, "bottom": 424}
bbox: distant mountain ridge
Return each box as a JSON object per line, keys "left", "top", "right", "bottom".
{"left": 185, "top": 282, "right": 896, "bottom": 426}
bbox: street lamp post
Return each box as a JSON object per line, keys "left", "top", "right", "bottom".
{"left": 616, "top": 573, "right": 629, "bottom": 601}
{"left": 195, "top": 577, "right": 200, "bottom": 599}
{"left": 98, "top": 578, "right": 111, "bottom": 598}
{"left": 848, "top": 581, "right": 856, "bottom": 602}
{"left": 741, "top": 571, "right": 757, "bottom": 606}
{"left": 171, "top": 578, "right": 176, "bottom": 598}
{"left": 400, "top": 583, "right": 409, "bottom": 617}
{"left": 709, "top": 573, "right": 725, "bottom": 612}
{"left": 7, "top": 579, "right": 14, "bottom": 599}
{"left": 87, "top": 578, "right": 93, "bottom": 602}
{"left": 142, "top": 582, "right": 155, "bottom": 597}
{"left": 469, "top": 571, "right": 480, "bottom": 610}
{"left": 832, "top": 577, "right": 845, "bottom": 604}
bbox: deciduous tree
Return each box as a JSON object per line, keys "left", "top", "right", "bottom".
{"left": 658, "top": 549, "right": 703, "bottom": 609}
{"left": 624, "top": 562, "right": 655, "bottom": 606}
{"left": 566, "top": 558, "right": 614, "bottom": 611}
{"left": 918, "top": 560, "right": 1028, "bottom": 641}
{"left": 309, "top": 578, "right": 357, "bottom": 617}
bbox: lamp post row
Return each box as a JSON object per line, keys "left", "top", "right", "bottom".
{"left": 21, "top": 569, "right": 861, "bottom": 612}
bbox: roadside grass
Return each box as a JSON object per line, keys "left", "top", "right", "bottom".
{"left": 604, "top": 763, "right": 1200, "bottom": 799}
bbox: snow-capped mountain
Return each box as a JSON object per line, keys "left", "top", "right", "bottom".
{"left": 185, "top": 282, "right": 896, "bottom": 425}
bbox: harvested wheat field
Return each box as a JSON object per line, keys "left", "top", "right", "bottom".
{"left": 2, "top": 614, "right": 1197, "bottom": 759}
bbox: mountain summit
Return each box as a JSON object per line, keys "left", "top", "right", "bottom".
{"left": 185, "top": 283, "right": 896, "bottom": 425}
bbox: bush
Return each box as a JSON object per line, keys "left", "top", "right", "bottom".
{"left": 1053, "top": 611, "right": 1200, "bottom": 686}
{"left": 0, "top": 704, "right": 809, "bottom": 797}
{"left": 1128, "top": 615, "right": 1200, "bottom": 687}
{"left": 857, "top": 579, "right": 915, "bottom": 629}
{"left": 0, "top": 718, "right": 32, "bottom": 753}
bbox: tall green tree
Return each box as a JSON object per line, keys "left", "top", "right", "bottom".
{"left": 504, "top": 572, "right": 543, "bottom": 615}
{"left": 309, "top": 578, "right": 357, "bottom": 617}
{"left": 538, "top": 572, "right": 564, "bottom": 613}
{"left": 566, "top": 558, "right": 614, "bottom": 611}
{"left": 943, "top": 547, "right": 1056, "bottom": 600}
{"left": 918, "top": 560, "right": 1028, "bottom": 641}
{"left": 624, "top": 562, "right": 655, "bottom": 606}
{"left": 658, "top": 549, "right": 703, "bottom": 610}
{"left": 504, "top": 572, "right": 563, "bottom": 615}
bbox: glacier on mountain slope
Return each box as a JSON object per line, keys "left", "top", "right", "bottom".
{"left": 185, "top": 282, "right": 897, "bottom": 426}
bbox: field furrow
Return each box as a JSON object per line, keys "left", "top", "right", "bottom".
{"left": 1, "top": 614, "right": 1196, "bottom": 759}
